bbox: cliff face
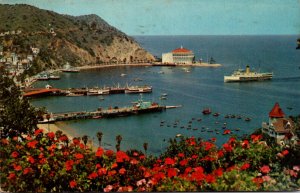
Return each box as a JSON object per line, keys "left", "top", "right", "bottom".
{"left": 0, "top": 4, "right": 154, "bottom": 69}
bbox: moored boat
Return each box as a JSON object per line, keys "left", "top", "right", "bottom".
{"left": 202, "top": 108, "right": 211, "bottom": 115}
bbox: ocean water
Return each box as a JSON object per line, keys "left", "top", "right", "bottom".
{"left": 31, "top": 35, "right": 300, "bottom": 155}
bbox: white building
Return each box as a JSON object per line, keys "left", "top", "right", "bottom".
{"left": 262, "top": 102, "right": 296, "bottom": 145}
{"left": 162, "top": 46, "right": 195, "bottom": 64}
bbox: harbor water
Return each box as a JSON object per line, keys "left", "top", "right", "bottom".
{"left": 31, "top": 35, "right": 300, "bottom": 155}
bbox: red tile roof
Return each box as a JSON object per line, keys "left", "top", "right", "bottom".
{"left": 269, "top": 102, "right": 285, "bottom": 118}
{"left": 172, "top": 47, "right": 192, "bottom": 53}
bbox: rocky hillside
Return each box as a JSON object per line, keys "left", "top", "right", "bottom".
{"left": 0, "top": 4, "right": 154, "bottom": 69}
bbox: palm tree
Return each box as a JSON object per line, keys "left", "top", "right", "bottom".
{"left": 96, "top": 131, "right": 103, "bottom": 147}
{"left": 55, "top": 130, "right": 63, "bottom": 139}
{"left": 116, "top": 134, "right": 122, "bottom": 145}
{"left": 143, "top": 142, "right": 148, "bottom": 155}
{"left": 115, "top": 144, "right": 120, "bottom": 152}
{"left": 82, "top": 135, "right": 89, "bottom": 148}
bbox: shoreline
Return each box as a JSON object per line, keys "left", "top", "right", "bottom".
{"left": 37, "top": 123, "right": 98, "bottom": 151}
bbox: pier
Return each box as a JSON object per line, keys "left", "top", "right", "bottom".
{"left": 23, "top": 85, "right": 153, "bottom": 98}
{"left": 39, "top": 102, "right": 181, "bottom": 123}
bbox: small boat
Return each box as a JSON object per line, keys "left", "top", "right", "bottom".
{"left": 92, "top": 116, "right": 102, "bottom": 119}
{"left": 231, "top": 115, "right": 236, "bottom": 118}
{"left": 224, "top": 115, "right": 230, "bottom": 118}
{"left": 202, "top": 108, "right": 211, "bottom": 115}
{"left": 245, "top": 117, "right": 251, "bottom": 121}
{"left": 236, "top": 115, "right": 242, "bottom": 119}
{"left": 176, "top": 134, "right": 182, "bottom": 137}
{"left": 62, "top": 68, "right": 79, "bottom": 73}
{"left": 66, "top": 93, "right": 84, "bottom": 97}
{"left": 99, "top": 96, "right": 105, "bottom": 100}
{"left": 213, "top": 112, "right": 220, "bottom": 117}
{"left": 158, "top": 71, "right": 164, "bottom": 74}
{"left": 49, "top": 74, "right": 60, "bottom": 80}
{"left": 160, "top": 96, "right": 167, "bottom": 100}
{"left": 120, "top": 73, "right": 127, "bottom": 77}
{"left": 287, "top": 107, "right": 293, "bottom": 110}
{"left": 161, "top": 93, "right": 168, "bottom": 97}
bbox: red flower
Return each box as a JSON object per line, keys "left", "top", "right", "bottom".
{"left": 13, "top": 164, "right": 22, "bottom": 171}
{"left": 203, "top": 141, "right": 214, "bottom": 151}
{"left": 153, "top": 172, "right": 165, "bottom": 181}
{"left": 27, "top": 140, "right": 38, "bottom": 148}
{"left": 282, "top": 150, "right": 289, "bottom": 156}
{"left": 228, "top": 137, "right": 236, "bottom": 144}
{"left": 116, "top": 151, "right": 130, "bottom": 163}
{"left": 164, "top": 158, "right": 175, "bottom": 165}
{"left": 253, "top": 177, "right": 263, "bottom": 185}
{"left": 47, "top": 132, "right": 55, "bottom": 139}
{"left": 213, "top": 168, "right": 223, "bottom": 177}
{"left": 144, "top": 170, "right": 151, "bottom": 178}
{"left": 98, "top": 168, "right": 107, "bottom": 176}
{"left": 223, "top": 143, "right": 233, "bottom": 152}
{"left": 59, "top": 135, "right": 68, "bottom": 141}
{"left": 191, "top": 170, "right": 205, "bottom": 181}
{"left": 242, "top": 140, "right": 250, "bottom": 148}
{"left": 39, "top": 158, "right": 47, "bottom": 164}
{"left": 65, "top": 160, "right": 74, "bottom": 171}
{"left": 8, "top": 173, "right": 16, "bottom": 180}
{"left": 178, "top": 153, "right": 185, "bottom": 158}
{"left": 74, "top": 153, "right": 84, "bottom": 159}
{"left": 96, "top": 147, "right": 104, "bottom": 157}
{"left": 73, "top": 138, "right": 80, "bottom": 145}
{"left": 23, "top": 167, "right": 33, "bottom": 175}
{"left": 11, "top": 151, "right": 19, "bottom": 158}
{"left": 240, "top": 163, "right": 250, "bottom": 170}
{"left": 194, "top": 166, "right": 204, "bottom": 173}
{"left": 130, "top": 159, "right": 139, "bottom": 165}
{"left": 69, "top": 180, "right": 77, "bottom": 188}
{"left": 217, "top": 150, "right": 224, "bottom": 158}
{"left": 260, "top": 165, "right": 271, "bottom": 174}
{"left": 167, "top": 168, "right": 178, "bottom": 178}
{"left": 111, "top": 162, "right": 118, "bottom": 169}
{"left": 27, "top": 156, "right": 35, "bottom": 164}
{"left": 34, "top": 129, "right": 44, "bottom": 136}
{"left": 251, "top": 134, "right": 262, "bottom": 142}
{"left": 88, "top": 172, "right": 98, "bottom": 179}
{"left": 1, "top": 138, "right": 9, "bottom": 145}
{"left": 184, "top": 167, "right": 193, "bottom": 174}
{"left": 179, "top": 159, "right": 188, "bottom": 166}
{"left": 205, "top": 174, "right": 216, "bottom": 184}
{"left": 119, "top": 168, "right": 126, "bottom": 175}
{"left": 108, "top": 170, "right": 117, "bottom": 176}
{"left": 191, "top": 155, "right": 198, "bottom": 159}
{"left": 105, "top": 150, "right": 114, "bottom": 157}
{"left": 211, "top": 137, "right": 217, "bottom": 142}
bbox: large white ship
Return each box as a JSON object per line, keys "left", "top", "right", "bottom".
{"left": 224, "top": 65, "right": 273, "bottom": 83}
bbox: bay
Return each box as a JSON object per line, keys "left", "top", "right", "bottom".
{"left": 31, "top": 35, "right": 300, "bottom": 155}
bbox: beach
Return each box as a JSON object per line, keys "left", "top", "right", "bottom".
{"left": 37, "top": 123, "right": 98, "bottom": 151}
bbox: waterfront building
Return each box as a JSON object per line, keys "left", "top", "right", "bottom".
{"left": 262, "top": 102, "right": 298, "bottom": 146}
{"left": 162, "top": 46, "right": 195, "bottom": 64}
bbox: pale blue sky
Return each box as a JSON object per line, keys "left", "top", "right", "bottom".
{"left": 1, "top": 0, "right": 299, "bottom": 35}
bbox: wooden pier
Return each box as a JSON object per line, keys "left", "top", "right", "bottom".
{"left": 39, "top": 103, "right": 178, "bottom": 123}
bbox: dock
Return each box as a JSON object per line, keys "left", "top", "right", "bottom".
{"left": 39, "top": 102, "right": 181, "bottom": 123}
{"left": 23, "top": 85, "right": 153, "bottom": 98}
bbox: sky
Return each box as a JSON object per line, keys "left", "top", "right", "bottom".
{"left": 1, "top": 0, "right": 299, "bottom": 35}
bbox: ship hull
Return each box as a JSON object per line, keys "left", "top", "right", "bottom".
{"left": 224, "top": 75, "right": 272, "bottom": 82}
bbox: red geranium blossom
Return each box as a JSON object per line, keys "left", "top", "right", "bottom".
{"left": 242, "top": 140, "right": 250, "bottom": 148}
{"left": 164, "top": 158, "right": 175, "bottom": 165}
{"left": 203, "top": 141, "right": 215, "bottom": 151}
{"left": 144, "top": 170, "right": 152, "bottom": 178}
{"left": 251, "top": 134, "right": 262, "bottom": 142}
{"left": 167, "top": 168, "right": 178, "bottom": 178}
{"left": 260, "top": 165, "right": 271, "bottom": 174}
{"left": 213, "top": 168, "right": 223, "bottom": 177}
{"left": 8, "top": 173, "right": 16, "bottom": 180}
{"left": 223, "top": 129, "right": 231, "bottom": 135}
{"left": 223, "top": 143, "right": 233, "bottom": 152}
{"left": 88, "top": 172, "right": 98, "bottom": 179}
{"left": 65, "top": 160, "right": 74, "bottom": 171}
{"left": 205, "top": 174, "right": 216, "bottom": 184}
{"left": 23, "top": 167, "right": 33, "bottom": 175}
{"left": 116, "top": 151, "right": 130, "bottom": 163}
{"left": 74, "top": 153, "right": 84, "bottom": 159}
{"left": 47, "top": 132, "right": 55, "bottom": 139}
{"left": 69, "top": 180, "right": 77, "bottom": 188}
{"left": 98, "top": 168, "right": 107, "bottom": 176}
{"left": 119, "top": 168, "right": 126, "bottom": 175}
{"left": 11, "top": 151, "right": 19, "bottom": 158}
{"left": 27, "top": 156, "right": 35, "bottom": 164}
{"left": 105, "top": 150, "right": 114, "bottom": 157}
{"left": 13, "top": 164, "right": 22, "bottom": 171}
{"left": 27, "top": 140, "right": 38, "bottom": 148}
{"left": 240, "top": 163, "right": 250, "bottom": 170}
{"left": 179, "top": 159, "right": 188, "bottom": 166}
{"left": 72, "top": 138, "right": 80, "bottom": 145}
{"left": 178, "top": 153, "right": 185, "bottom": 157}
{"left": 130, "top": 159, "right": 139, "bottom": 165}
{"left": 282, "top": 150, "right": 289, "bottom": 156}
{"left": 34, "top": 129, "right": 44, "bottom": 136}
{"left": 95, "top": 147, "right": 104, "bottom": 157}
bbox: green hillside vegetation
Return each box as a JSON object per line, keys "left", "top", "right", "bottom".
{"left": 0, "top": 4, "right": 154, "bottom": 71}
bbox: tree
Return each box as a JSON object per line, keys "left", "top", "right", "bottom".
{"left": 96, "top": 131, "right": 103, "bottom": 147}
{"left": 143, "top": 142, "right": 148, "bottom": 155}
{"left": 0, "top": 74, "right": 38, "bottom": 138}
{"left": 82, "top": 135, "right": 88, "bottom": 148}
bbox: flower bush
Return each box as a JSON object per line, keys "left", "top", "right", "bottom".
{"left": 1, "top": 129, "right": 299, "bottom": 192}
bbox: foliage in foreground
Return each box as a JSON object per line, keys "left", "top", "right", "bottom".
{"left": 1, "top": 129, "right": 299, "bottom": 192}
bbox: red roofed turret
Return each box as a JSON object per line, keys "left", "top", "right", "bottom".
{"left": 269, "top": 102, "right": 285, "bottom": 118}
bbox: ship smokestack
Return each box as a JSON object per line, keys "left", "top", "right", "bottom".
{"left": 246, "top": 65, "right": 250, "bottom": 74}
